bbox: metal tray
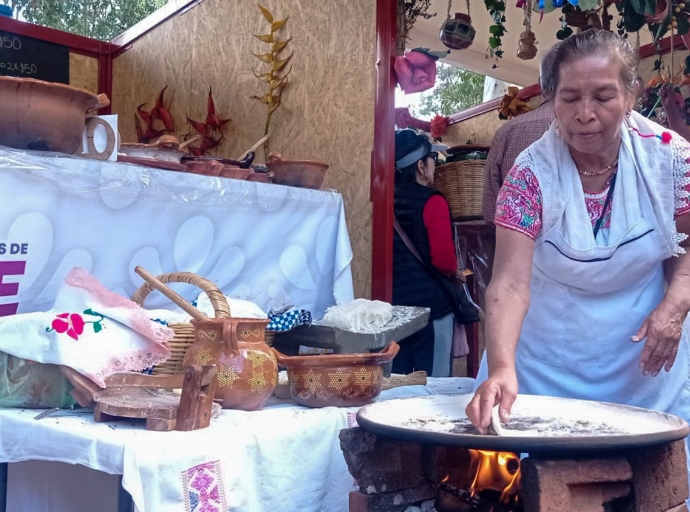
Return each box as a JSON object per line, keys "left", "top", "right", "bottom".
{"left": 356, "top": 394, "right": 689, "bottom": 454}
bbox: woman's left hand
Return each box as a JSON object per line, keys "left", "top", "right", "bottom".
{"left": 633, "top": 302, "right": 685, "bottom": 376}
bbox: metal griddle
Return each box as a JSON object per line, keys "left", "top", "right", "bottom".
{"left": 356, "top": 394, "right": 689, "bottom": 454}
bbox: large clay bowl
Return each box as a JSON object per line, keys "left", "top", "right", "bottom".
{"left": 266, "top": 152, "right": 329, "bottom": 189}
{"left": 0, "top": 76, "right": 101, "bottom": 154}
{"left": 272, "top": 342, "right": 399, "bottom": 408}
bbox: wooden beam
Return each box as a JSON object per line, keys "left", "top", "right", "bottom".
{"left": 371, "top": 0, "right": 397, "bottom": 302}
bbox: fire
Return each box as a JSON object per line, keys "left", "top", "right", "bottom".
{"left": 469, "top": 450, "right": 521, "bottom": 505}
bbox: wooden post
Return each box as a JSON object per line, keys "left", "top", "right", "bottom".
{"left": 175, "top": 365, "right": 218, "bottom": 431}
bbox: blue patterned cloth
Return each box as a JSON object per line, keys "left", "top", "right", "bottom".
{"left": 267, "top": 308, "right": 312, "bottom": 332}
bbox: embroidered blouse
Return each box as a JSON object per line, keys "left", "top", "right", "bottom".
{"left": 495, "top": 138, "right": 690, "bottom": 240}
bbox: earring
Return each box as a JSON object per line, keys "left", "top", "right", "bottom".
{"left": 555, "top": 122, "right": 561, "bottom": 137}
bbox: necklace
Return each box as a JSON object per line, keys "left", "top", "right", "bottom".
{"left": 577, "top": 159, "right": 618, "bottom": 177}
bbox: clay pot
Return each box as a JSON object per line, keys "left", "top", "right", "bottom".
{"left": 0, "top": 76, "right": 104, "bottom": 154}
{"left": 184, "top": 159, "right": 224, "bottom": 177}
{"left": 246, "top": 171, "right": 274, "bottom": 183}
{"left": 440, "top": 13, "right": 476, "bottom": 51}
{"left": 219, "top": 166, "right": 252, "bottom": 180}
{"left": 272, "top": 342, "right": 400, "bottom": 408}
{"left": 119, "top": 135, "right": 188, "bottom": 163}
{"left": 184, "top": 317, "right": 277, "bottom": 411}
{"left": 266, "top": 152, "right": 329, "bottom": 189}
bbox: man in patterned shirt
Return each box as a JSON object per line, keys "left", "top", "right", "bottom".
{"left": 482, "top": 48, "right": 558, "bottom": 223}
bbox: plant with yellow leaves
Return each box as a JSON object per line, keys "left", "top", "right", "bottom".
{"left": 251, "top": 4, "right": 292, "bottom": 159}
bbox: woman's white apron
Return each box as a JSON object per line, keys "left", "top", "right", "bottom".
{"left": 476, "top": 113, "right": 690, "bottom": 424}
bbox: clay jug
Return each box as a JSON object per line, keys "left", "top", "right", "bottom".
{"left": 183, "top": 317, "right": 277, "bottom": 411}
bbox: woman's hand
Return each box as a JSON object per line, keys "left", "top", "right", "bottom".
{"left": 465, "top": 366, "right": 518, "bottom": 434}
{"left": 633, "top": 302, "right": 686, "bottom": 376}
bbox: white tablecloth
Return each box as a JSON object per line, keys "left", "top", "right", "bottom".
{"left": 0, "top": 146, "right": 354, "bottom": 318}
{"left": 0, "top": 378, "right": 475, "bottom": 512}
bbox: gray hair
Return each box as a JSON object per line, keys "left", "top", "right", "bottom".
{"left": 538, "top": 42, "right": 560, "bottom": 95}
{"left": 541, "top": 29, "right": 639, "bottom": 100}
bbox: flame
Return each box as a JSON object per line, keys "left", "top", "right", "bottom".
{"left": 468, "top": 450, "right": 521, "bottom": 504}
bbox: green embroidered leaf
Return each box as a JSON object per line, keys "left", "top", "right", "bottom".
{"left": 83, "top": 308, "right": 95, "bottom": 316}
{"left": 93, "top": 322, "right": 102, "bottom": 333}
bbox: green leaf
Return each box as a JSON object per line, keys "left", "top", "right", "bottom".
{"left": 489, "top": 37, "right": 501, "bottom": 48}
{"left": 83, "top": 308, "right": 95, "bottom": 316}
{"left": 623, "top": 8, "right": 647, "bottom": 31}
{"left": 93, "top": 322, "right": 102, "bottom": 333}
{"left": 677, "top": 12, "right": 690, "bottom": 35}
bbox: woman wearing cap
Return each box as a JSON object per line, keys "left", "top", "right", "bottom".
{"left": 392, "top": 129, "right": 478, "bottom": 377}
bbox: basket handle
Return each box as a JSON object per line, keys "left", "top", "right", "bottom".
{"left": 131, "top": 271, "right": 231, "bottom": 319}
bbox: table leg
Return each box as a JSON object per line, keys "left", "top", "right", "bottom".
{"left": 118, "top": 477, "right": 134, "bottom": 512}
{"left": 0, "top": 462, "right": 6, "bottom": 512}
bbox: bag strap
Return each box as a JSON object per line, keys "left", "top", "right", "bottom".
{"left": 393, "top": 215, "right": 425, "bottom": 265}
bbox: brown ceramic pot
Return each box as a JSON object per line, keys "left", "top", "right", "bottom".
{"left": 266, "top": 152, "right": 329, "bottom": 189}
{"left": 272, "top": 342, "right": 400, "bottom": 408}
{"left": 184, "top": 317, "right": 277, "bottom": 410}
{"left": 246, "top": 170, "right": 274, "bottom": 183}
{"left": 0, "top": 76, "right": 103, "bottom": 154}
{"left": 219, "top": 166, "right": 252, "bottom": 180}
{"left": 184, "top": 159, "right": 224, "bottom": 177}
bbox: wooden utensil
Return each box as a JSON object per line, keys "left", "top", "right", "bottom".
{"left": 134, "top": 266, "right": 209, "bottom": 321}
{"left": 178, "top": 135, "right": 201, "bottom": 151}
{"left": 237, "top": 134, "right": 269, "bottom": 161}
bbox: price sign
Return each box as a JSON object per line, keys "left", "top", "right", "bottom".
{"left": 0, "top": 30, "right": 69, "bottom": 83}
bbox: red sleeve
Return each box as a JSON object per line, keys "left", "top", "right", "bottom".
{"left": 423, "top": 194, "right": 458, "bottom": 276}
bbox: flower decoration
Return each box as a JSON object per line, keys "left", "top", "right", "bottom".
{"left": 251, "top": 5, "right": 292, "bottom": 159}
{"left": 430, "top": 115, "right": 451, "bottom": 139}
{"left": 45, "top": 309, "right": 105, "bottom": 341}
{"left": 394, "top": 48, "right": 449, "bottom": 94}
{"left": 135, "top": 86, "right": 175, "bottom": 143}
{"left": 185, "top": 87, "right": 231, "bottom": 157}
{"left": 498, "top": 86, "right": 533, "bottom": 120}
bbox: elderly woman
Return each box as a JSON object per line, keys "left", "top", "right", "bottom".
{"left": 466, "top": 29, "right": 690, "bottom": 437}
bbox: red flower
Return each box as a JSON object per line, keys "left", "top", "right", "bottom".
{"left": 661, "top": 131, "right": 673, "bottom": 144}
{"left": 430, "top": 115, "right": 450, "bottom": 139}
{"left": 50, "top": 313, "right": 85, "bottom": 341}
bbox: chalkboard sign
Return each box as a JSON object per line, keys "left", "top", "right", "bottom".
{"left": 0, "top": 30, "right": 69, "bottom": 84}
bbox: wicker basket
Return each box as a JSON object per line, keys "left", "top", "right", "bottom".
{"left": 433, "top": 159, "right": 486, "bottom": 219}
{"left": 132, "top": 271, "right": 276, "bottom": 376}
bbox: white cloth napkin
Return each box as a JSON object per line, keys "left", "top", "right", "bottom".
{"left": 0, "top": 267, "right": 173, "bottom": 387}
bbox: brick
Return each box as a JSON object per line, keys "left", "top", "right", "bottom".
{"left": 340, "top": 427, "right": 423, "bottom": 494}
{"left": 521, "top": 457, "right": 633, "bottom": 512}
{"left": 627, "top": 440, "right": 689, "bottom": 512}
{"left": 348, "top": 484, "right": 437, "bottom": 512}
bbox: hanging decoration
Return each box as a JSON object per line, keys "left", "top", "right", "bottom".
{"left": 517, "top": 2, "right": 538, "bottom": 60}
{"left": 498, "top": 87, "right": 533, "bottom": 120}
{"left": 440, "top": 0, "right": 476, "bottom": 50}
{"left": 394, "top": 48, "right": 450, "bottom": 94}
{"left": 397, "top": 0, "right": 437, "bottom": 56}
{"left": 484, "top": 0, "right": 506, "bottom": 65}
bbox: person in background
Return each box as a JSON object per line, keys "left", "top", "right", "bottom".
{"left": 466, "top": 31, "right": 690, "bottom": 480}
{"left": 659, "top": 84, "right": 690, "bottom": 141}
{"left": 481, "top": 46, "right": 559, "bottom": 224}
{"left": 392, "top": 130, "right": 478, "bottom": 377}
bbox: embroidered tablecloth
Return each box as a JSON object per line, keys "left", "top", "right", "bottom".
{"left": 0, "top": 378, "right": 475, "bottom": 512}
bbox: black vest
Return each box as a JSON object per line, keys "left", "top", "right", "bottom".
{"left": 392, "top": 178, "right": 479, "bottom": 324}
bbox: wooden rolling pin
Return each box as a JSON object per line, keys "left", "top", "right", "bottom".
{"left": 134, "top": 266, "right": 209, "bottom": 321}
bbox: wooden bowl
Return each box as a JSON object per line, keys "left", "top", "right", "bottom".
{"left": 0, "top": 76, "right": 102, "bottom": 154}
{"left": 266, "top": 152, "right": 329, "bottom": 189}
{"left": 272, "top": 342, "right": 399, "bottom": 408}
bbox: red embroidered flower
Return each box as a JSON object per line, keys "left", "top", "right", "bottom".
{"left": 50, "top": 313, "right": 85, "bottom": 341}
{"left": 430, "top": 115, "right": 450, "bottom": 139}
{"left": 662, "top": 131, "right": 673, "bottom": 144}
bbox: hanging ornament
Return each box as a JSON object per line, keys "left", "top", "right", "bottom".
{"left": 440, "top": 0, "right": 476, "bottom": 50}
{"left": 517, "top": 2, "right": 538, "bottom": 60}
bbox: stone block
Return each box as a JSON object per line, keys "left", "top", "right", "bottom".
{"left": 521, "top": 457, "right": 633, "bottom": 512}
{"left": 627, "top": 440, "right": 689, "bottom": 512}
{"left": 340, "top": 427, "right": 423, "bottom": 494}
{"left": 348, "top": 484, "right": 437, "bottom": 512}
